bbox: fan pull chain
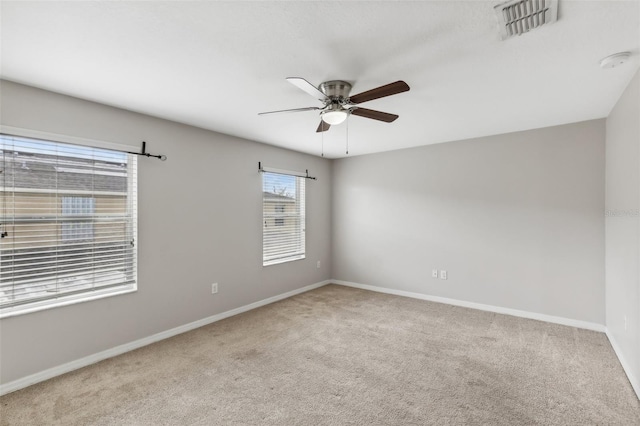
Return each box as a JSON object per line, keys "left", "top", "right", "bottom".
{"left": 321, "top": 126, "right": 324, "bottom": 157}
{"left": 346, "top": 114, "right": 349, "bottom": 155}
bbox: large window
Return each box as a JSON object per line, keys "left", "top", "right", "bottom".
{"left": 262, "top": 171, "right": 305, "bottom": 266}
{"left": 0, "top": 134, "right": 137, "bottom": 317}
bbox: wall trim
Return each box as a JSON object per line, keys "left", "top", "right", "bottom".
{"left": 0, "top": 280, "right": 331, "bottom": 396}
{"left": 606, "top": 330, "right": 640, "bottom": 400}
{"left": 6, "top": 279, "right": 631, "bottom": 400}
{"left": 332, "top": 280, "right": 606, "bottom": 332}
{"left": 333, "top": 280, "right": 640, "bottom": 399}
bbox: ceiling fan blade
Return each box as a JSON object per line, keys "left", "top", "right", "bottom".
{"left": 316, "top": 121, "right": 331, "bottom": 133}
{"left": 258, "top": 106, "right": 321, "bottom": 115}
{"left": 287, "top": 77, "right": 329, "bottom": 102}
{"left": 348, "top": 81, "right": 410, "bottom": 105}
{"left": 350, "top": 108, "right": 399, "bottom": 123}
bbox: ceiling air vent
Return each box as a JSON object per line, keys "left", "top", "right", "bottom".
{"left": 494, "top": 0, "right": 558, "bottom": 40}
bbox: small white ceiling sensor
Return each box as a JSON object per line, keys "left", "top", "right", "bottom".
{"left": 600, "top": 52, "right": 631, "bottom": 69}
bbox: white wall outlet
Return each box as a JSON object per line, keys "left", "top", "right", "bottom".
{"left": 211, "top": 283, "right": 218, "bottom": 294}
{"left": 317, "top": 260, "right": 321, "bottom": 269}
{"left": 440, "top": 270, "right": 448, "bottom": 280}
{"left": 432, "top": 269, "right": 438, "bottom": 278}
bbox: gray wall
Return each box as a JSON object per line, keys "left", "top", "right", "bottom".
{"left": 605, "top": 69, "right": 639, "bottom": 389}
{"left": 332, "top": 120, "right": 606, "bottom": 324}
{"left": 0, "top": 80, "right": 332, "bottom": 384}
{"left": 1, "top": 76, "right": 630, "bottom": 388}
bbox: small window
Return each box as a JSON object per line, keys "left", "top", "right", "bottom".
{"left": 0, "top": 134, "right": 138, "bottom": 317}
{"left": 61, "top": 197, "right": 95, "bottom": 241}
{"left": 262, "top": 172, "right": 305, "bottom": 266}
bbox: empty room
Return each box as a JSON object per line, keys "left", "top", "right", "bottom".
{"left": 0, "top": 1, "right": 639, "bottom": 424}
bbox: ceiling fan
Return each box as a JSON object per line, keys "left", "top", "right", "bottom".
{"left": 259, "top": 78, "right": 410, "bottom": 133}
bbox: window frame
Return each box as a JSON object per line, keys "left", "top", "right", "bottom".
{"left": 261, "top": 170, "right": 306, "bottom": 266}
{"left": 0, "top": 127, "right": 138, "bottom": 318}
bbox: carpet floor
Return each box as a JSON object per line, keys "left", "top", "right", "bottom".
{"left": 1, "top": 284, "right": 639, "bottom": 425}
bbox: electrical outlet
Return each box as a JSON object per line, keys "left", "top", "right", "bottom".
{"left": 317, "top": 260, "right": 321, "bottom": 269}
{"left": 440, "top": 270, "right": 447, "bottom": 280}
{"left": 432, "top": 269, "right": 438, "bottom": 278}
{"left": 211, "top": 283, "right": 218, "bottom": 294}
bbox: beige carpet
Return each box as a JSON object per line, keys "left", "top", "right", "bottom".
{"left": 1, "top": 284, "right": 639, "bottom": 425}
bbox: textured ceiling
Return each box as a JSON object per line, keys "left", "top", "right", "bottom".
{"left": 1, "top": 1, "right": 639, "bottom": 158}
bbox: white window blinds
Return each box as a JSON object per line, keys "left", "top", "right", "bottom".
{"left": 0, "top": 134, "right": 137, "bottom": 316}
{"left": 262, "top": 171, "right": 305, "bottom": 266}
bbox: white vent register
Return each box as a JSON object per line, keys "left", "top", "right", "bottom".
{"left": 495, "top": 0, "right": 558, "bottom": 39}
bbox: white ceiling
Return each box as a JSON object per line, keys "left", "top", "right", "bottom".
{"left": 1, "top": 1, "right": 638, "bottom": 158}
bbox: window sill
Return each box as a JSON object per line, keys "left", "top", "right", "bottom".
{"left": 0, "top": 285, "right": 137, "bottom": 319}
{"left": 263, "top": 255, "right": 306, "bottom": 267}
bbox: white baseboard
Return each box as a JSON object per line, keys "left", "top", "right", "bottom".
{"left": 332, "top": 280, "right": 606, "bottom": 332}
{"left": 4, "top": 279, "right": 627, "bottom": 399}
{"left": 605, "top": 330, "right": 640, "bottom": 400}
{"left": 332, "top": 280, "right": 638, "bottom": 400}
{"left": 0, "top": 280, "right": 331, "bottom": 396}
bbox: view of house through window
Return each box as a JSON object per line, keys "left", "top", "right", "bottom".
{"left": 262, "top": 171, "right": 305, "bottom": 266}
{"left": 0, "top": 134, "right": 138, "bottom": 316}
{"left": 61, "top": 196, "right": 96, "bottom": 241}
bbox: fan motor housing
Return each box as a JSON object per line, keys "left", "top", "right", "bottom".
{"left": 319, "top": 80, "right": 352, "bottom": 100}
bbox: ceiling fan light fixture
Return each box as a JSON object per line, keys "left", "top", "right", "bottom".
{"left": 259, "top": 77, "right": 410, "bottom": 133}
{"left": 321, "top": 110, "right": 348, "bottom": 125}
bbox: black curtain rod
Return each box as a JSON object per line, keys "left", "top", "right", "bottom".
{"left": 258, "top": 162, "right": 316, "bottom": 180}
{"left": 125, "top": 141, "right": 167, "bottom": 161}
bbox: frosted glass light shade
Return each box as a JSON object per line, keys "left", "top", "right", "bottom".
{"left": 321, "top": 110, "right": 347, "bottom": 125}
